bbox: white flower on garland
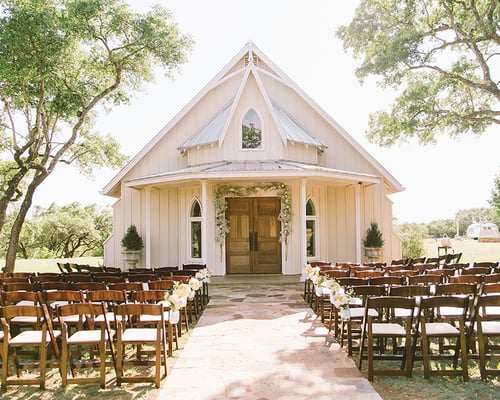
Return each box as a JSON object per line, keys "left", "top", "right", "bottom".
{"left": 164, "top": 292, "right": 184, "bottom": 312}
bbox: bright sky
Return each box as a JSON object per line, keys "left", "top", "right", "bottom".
{"left": 33, "top": 0, "right": 499, "bottom": 223}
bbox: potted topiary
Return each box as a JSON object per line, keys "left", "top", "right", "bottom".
{"left": 121, "top": 224, "right": 144, "bottom": 269}
{"left": 363, "top": 221, "right": 385, "bottom": 262}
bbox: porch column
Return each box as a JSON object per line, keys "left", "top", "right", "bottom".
{"left": 300, "top": 179, "right": 307, "bottom": 269}
{"left": 201, "top": 180, "right": 208, "bottom": 265}
{"left": 145, "top": 186, "right": 151, "bottom": 268}
{"left": 355, "top": 182, "right": 362, "bottom": 263}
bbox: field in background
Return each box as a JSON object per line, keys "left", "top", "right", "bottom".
{"left": 3, "top": 238, "right": 498, "bottom": 273}
{"left": 423, "top": 238, "right": 500, "bottom": 263}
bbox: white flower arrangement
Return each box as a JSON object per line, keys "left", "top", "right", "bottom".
{"left": 330, "top": 288, "right": 352, "bottom": 310}
{"left": 163, "top": 292, "right": 184, "bottom": 312}
{"left": 195, "top": 267, "right": 212, "bottom": 283}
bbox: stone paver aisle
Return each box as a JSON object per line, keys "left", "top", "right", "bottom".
{"left": 158, "top": 277, "right": 381, "bottom": 400}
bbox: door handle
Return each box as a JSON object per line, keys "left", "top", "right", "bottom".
{"left": 249, "top": 233, "right": 254, "bottom": 251}
{"left": 254, "top": 232, "right": 258, "bottom": 251}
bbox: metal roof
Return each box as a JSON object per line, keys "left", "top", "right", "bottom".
{"left": 179, "top": 100, "right": 233, "bottom": 150}
{"left": 271, "top": 102, "right": 326, "bottom": 148}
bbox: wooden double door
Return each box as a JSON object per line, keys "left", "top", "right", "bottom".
{"left": 225, "top": 197, "right": 282, "bottom": 274}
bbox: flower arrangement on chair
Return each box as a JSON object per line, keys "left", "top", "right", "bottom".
{"left": 330, "top": 288, "right": 353, "bottom": 320}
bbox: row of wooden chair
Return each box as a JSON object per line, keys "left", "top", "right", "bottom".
{"left": 312, "top": 279, "right": 500, "bottom": 382}
{"left": 0, "top": 281, "right": 210, "bottom": 391}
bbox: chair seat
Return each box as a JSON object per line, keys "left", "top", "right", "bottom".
{"left": 10, "top": 329, "right": 61, "bottom": 345}
{"left": 478, "top": 321, "right": 500, "bottom": 335}
{"left": 349, "top": 308, "right": 378, "bottom": 319}
{"left": 423, "top": 322, "right": 459, "bottom": 336}
{"left": 11, "top": 316, "right": 40, "bottom": 324}
{"left": 67, "top": 329, "right": 115, "bottom": 345}
{"left": 139, "top": 313, "right": 170, "bottom": 323}
{"left": 122, "top": 327, "right": 159, "bottom": 343}
{"left": 372, "top": 323, "right": 406, "bottom": 336}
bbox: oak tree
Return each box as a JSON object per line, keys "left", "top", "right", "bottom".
{"left": 0, "top": 0, "right": 192, "bottom": 271}
{"left": 337, "top": 0, "right": 499, "bottom": 146}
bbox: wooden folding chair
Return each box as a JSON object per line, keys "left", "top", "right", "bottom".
{"left": 472, "top": 294, "right": 500, "bottom": 380}
{"left": 57, "top": 302, "right": 116, "bottom": 388}
{"left": 1, "top": 304, "right": 61, "bottom": 391}
{"left": 132, "top": 290, "right": 179, "bottom": 356}
{"left": 115, "top": 303, "right": 168, "bottom": 388}
{"left": 414, "top": 295, "right": 469, "bottom": 381}
{"left": 358, "top": 296, "right": 416, "bottom": 381}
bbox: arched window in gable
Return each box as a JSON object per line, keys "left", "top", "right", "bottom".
{"left": 306, "top": 198, "right": 317, "bottom": 258}
{"left": 190, "top": 199, "right": 202, "bottom": 259}
{"left": 241, "top": 109, "right": 262, "bottom": 149}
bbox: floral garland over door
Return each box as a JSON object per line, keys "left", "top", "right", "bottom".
{"left": 213, "top": 182, "right": 292, "bottom": 258}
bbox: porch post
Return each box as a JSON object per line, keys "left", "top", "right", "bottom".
{"left": 201, "top": 180, "right": 208, "bottom": 265}
{"left": 300, "top": 179, "right": 307, "bottom": 269}
{"left": 145, "top": 186, "right": 151, "bottom": 268}
{"left": 355, "top": 182, "right": 362, "bottom": 263}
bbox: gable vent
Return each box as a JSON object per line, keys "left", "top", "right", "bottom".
{"left": 244, "top": 54, "right": 260, "bottom": 67}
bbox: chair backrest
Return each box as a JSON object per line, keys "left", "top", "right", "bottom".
{"left": 408, "top": 257, "right": 426, "bottom": 266}
{"left": 391, "top": 258, "right": 408, "bottom": 266}
{"left": 182, "top": 263, "right": 206, "bottom": 271}
{"left": 40, "top": 281, "right": 73, "bottom": 291}
{"left": 57, "top": 301, "right": 108, "bottom": 331}
{"left": 1, "top": 290, "right": 40, "bottom": 306}
{"left": 408, "top": 274, "right": 442, "bottom": 286}
{"left": 449, "top": 275, "right": 483, "bottom": 284}
{"left": 442, "top": 263, "right": 469, "bottom": 273}
{"left": 2, "top": 304, "right": 46, "bottom": 325}
{"left": 103, "top": 266, "right": 122, "bottom": 273}
{"left": 108, "top": 282, "right": 143, "bottom": 292}
{"left": 42, "top": 289, "right": 85, "bottom": 308}
{"left": 61, "top": 273, "right": 92, "bottom": 283}
{"left": 434, "top": 283, "right": 477, "bottom": 296}
{"left": 472, "top": 261, "right": 499, "bottom": 269}
{"left": 86, "top": 289, "right": 127, "bottom": 303}
{"left": 462, "top": 266, "right": 491, "bottom": 275}
{"left": 476, "top": 294, "right": 500, "bottom": 319}
{"left": 163, "top": 275, "right": 190, "bottom": 284}
{"left": 148, "top": 280, "right": 175, "bottom": 290}
{"left": 354, "top": 270, "right": 384, "bottom": 279}
{"left": 419, "top": 295, "right": 469, "bottom": 320}
{"left": 366, "top": 295, "right": 416, "bottom": 321}
{"left": 362, "top": 262, "right": 386, "bottom": 269}
{"left": 336, "top": 277, "right": 368, "bottom": 287}
{"left": 72, "top": 281, "right": 107, "bottom": 291}
{"left": 116, "top": 303, "right": 164, "bottom": 328}
{"left": 323, "top": 269, "right": 350, "bottom": 279}
{"left": 127, "top": 273, "right": 158, "bottom": 283}
{"left": 483, "top": 273, "right": 500, "bottom": 284}
{"left": 482, "top": 283, "right": 500, "bottom": 294}
{"left": 411, "top": 263, "right": 438, "bottom": 274}
{"left": 368, "top": 276, "right": 403, "bottom": 286}
{"left": 3, "top": 282, "right": 37, "bottom": 292}
{"left": 445, "top": 253, "right": 462, "bottom": 264}
{"left": 350, "top": 285, "right": 386, "bottom": 300}
{"left": 133, "top": 289, "right": 169, "bottom": 304}
{"left": 310, "top": 261, "right": 331, "bottom": 267}
{"left": 389, "top": 284, "right": 430, "bottom": 297}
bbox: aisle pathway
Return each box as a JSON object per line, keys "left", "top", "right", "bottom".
{"left": 158, "top": 275, "right": 381, "bottom": 400}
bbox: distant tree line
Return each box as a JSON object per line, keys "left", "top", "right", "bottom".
{"left": 0, "top": 202, "right": 111, "bottom": 259}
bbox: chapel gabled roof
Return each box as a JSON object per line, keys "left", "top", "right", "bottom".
{"left": 102, "top": 41, "right": 403, "bottom": 197}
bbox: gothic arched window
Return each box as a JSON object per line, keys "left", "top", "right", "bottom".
{"left": 241, "top": 109, "right": 262, "bottom": 149}
{"left": 190, "top": 199, "right": 202, "bottom": 259}
{"left": 306, "top": 199, "right": 316, "bottom": 258}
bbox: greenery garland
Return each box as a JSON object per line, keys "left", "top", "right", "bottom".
{"left": 214, "top": 183, "right": 292, "bottom": 247}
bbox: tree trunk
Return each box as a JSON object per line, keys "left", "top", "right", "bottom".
{"left": 3, "top": 172, "right": 47, "bottom": 273}
{"left": 0, "top": 167, "right": 29, "bottom": 235}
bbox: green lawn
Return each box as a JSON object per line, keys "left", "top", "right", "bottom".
{"left": 422, "top": 238, "right": 500, "bottom": 263}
